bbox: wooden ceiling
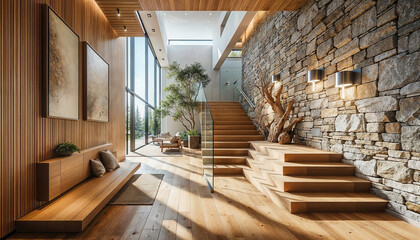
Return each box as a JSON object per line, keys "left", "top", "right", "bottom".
{"left": 95, "top": 0, "right": 306, "bottom": 37}
{"left": 95, "top": 0, "right": 144, "bottom": 37}
{"left": 137, "top": 0, "right": 307, "bottom": 11}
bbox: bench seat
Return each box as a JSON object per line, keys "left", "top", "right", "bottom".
{"left": 16, "top": 161, "right": 140, "bottom": 232}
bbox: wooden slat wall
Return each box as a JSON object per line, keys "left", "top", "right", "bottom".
{"left": 0, "top": 0, "right": 126, "bottom": 237}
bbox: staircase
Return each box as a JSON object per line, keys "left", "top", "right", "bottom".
{"left": 208, "top": 102, "right": 264, "bottom": 175}
{"left": 206, "top": 102, "right": 388, "bottom": 214}
{"left": 245, "top": 142, "right": 388, "bottom": 213}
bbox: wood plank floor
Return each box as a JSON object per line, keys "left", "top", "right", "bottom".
{"left": 10, "top": 152, "right": 420, "bottom": 240}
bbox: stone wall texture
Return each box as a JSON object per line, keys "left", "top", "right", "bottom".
{"left": 242, "top": 0, "right": 420, "bottom": 222}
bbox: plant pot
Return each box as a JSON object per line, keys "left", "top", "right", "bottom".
{"left": 183, "top": 139, "right": 188, "bottom": 147}
{"left": 56, "top": 152, "right": 74, "bottom": 157}
{"left": 188, "top": 135, "right": 200, "bottom": 149}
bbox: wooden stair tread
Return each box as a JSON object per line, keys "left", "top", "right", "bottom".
{"left": 16, "top": 161, "right": 140, "bottom": 231}
{"left": 272, "top": 175, "right": 371, "bottom": 183}
{"left": 214, "top": 125, "right": 256, "bottom": 130}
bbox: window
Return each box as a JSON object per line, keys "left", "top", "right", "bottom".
{"left": 168, "top": 40, "right": 213, "bottom": 45}
{"left": 228, "top": 50, "right": 242, "bottom": 58}
{"left": 126, "top": 36, "right": 162, "bottom": 152}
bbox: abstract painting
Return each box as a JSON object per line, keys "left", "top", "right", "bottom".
{"left": 46, "top": 6, "right": 79, "bottom": 120}
{"left": 84, "top": 42, "right": 109, "bottom": 122}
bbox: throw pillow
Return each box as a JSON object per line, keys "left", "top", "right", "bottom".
{"left": 90, "top": 159, "right": 106, "bottom": 178}
{"left": 99, "top": 149, "right": 120, "bottom": 172}
{"left": 170, "top": 135, "right": 180, "bottom": 144}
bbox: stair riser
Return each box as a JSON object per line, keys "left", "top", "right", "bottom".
{"left": 212, "top": 113, "right": 248, "bottom": 117}
{"left": 214, "top": 168, "right": 243, "bottom": 175}
{"left": 279, "top": 182, "right": 371, "bottom": 193}
{"left": 208, "top": 149, "right": 249, "bottom": 156}
{"left": 214, "top": 130, "right": 259, "bottom": 135}
{"left": 290, "top": 202, "right": 388, "bottom": 214}
{"left": 214, "top": 158, "right": 247, "bottom": 164}
{"left": 214, "top": 125, "right": 256, "bottom": 130}
{"left": 214, "top": 136, "right": 264, "bottom": 141}
{"left": 214, "top": 121, "right": 254, "bottom": 125}
{"left": 281, "top": 167, "right": 355, "bottom": 176}
{"left": 213, "top": 117, "right": 251, "bottom": 121}
{"left": 214, "top": 142, "right": 251, "bottom": 148}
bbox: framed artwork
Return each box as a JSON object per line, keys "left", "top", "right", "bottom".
{"left": 44, "top": 6, "right": 80, "bottom": 120}
{"left": 83, "top": 42, "right": 109, "bottom": 122}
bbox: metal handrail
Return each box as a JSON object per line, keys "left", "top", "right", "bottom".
{"left": 233, "top": 81, "right": 255, "bottom": 108}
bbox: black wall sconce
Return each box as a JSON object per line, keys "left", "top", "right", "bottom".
{"left": 117, "top": 8, "right": 120, "bottom": 17}
{"left": 335, "top": 69, "right": 361, "bottom": 98}
{"left": 308, "top": 69, "right": 324, "bottom": 91}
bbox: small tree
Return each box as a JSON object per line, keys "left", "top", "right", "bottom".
{"left": 159, "top": 62, "right": 210, "bottom": 132}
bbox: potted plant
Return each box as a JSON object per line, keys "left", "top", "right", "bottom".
{"left": 54, "top": 142, "right": 81, "bottom": 156}
{"left": 187, "top": 129, "right": 200, "bottom": 149}
{"left": 180, "top": 130, "right": 189, "bottom": 147}
{"left": 157, "top": 61, "right": 211, "bottom": 134}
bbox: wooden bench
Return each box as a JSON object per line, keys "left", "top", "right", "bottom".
{"left": 15, "top": 144, "right": 140, "bottom": 232}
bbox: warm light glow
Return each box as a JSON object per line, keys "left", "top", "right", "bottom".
{"left": 117, "top": 8, "right": 120, "bottom": 17}
{"left": 312, "top": 81, "right": 316, "bottom": 91}
{"left": 124, "top": 26, "right": 127, "bottom": 32}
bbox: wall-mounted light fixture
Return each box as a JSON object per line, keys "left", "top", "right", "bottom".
{"left": 117, "top": 8, "right": 120, "bottom": 17}
{"left": 271, "top": 74, "right": 280, "bottom": 83}
{"left": 147, "top": 14, "right": 152, "bottom": 18}
{"left": 124, "top": 26, "right": 127, "bottom": 32}
{"left": 308, "top": 69, "right": 324, "bottom": 91}
{"left": 335, "top": 69, "right": 361, "bottom": 98}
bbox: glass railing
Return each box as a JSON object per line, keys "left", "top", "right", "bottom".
{"left": 197, "top": 87, "right": 214, "bottom": 192}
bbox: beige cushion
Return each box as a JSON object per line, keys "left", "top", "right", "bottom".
{"left": 99, "top": 149, "right": 120, "bottom": 172}
{"left": 90, "top": 159, "right": 106, "bottom": 178}
{"left": 170, "top": 136, "right": 180, "bottom": 144}
{"left": 159, "top": 132, "right": 170, "bottom": 138}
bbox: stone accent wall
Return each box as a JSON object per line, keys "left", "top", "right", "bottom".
{"left": 242, "top": 0, "right": 420, "bottom": 221}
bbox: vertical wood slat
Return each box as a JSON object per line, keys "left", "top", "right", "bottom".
{"left": 0, "top": 0, "right": 126, "bottom": 237}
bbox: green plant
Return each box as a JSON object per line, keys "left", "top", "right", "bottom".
{"left": 187, "top": 129, "right": 199, "bottom": 136}
{"left": 158, "top": 61, "right": 211, "bottom": 132}
{"left": 54, "top": 142, "right": 81, "bottom": 155}
{"left": 180, "top": 130, "right": 188, "bottom": 141}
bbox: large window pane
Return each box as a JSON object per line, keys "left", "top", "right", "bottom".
{"left": 135, "top": 37, "right": 146, "bottom": 98}
{"left": 134, "top": 98, "right": 146, "bottom": 148}
{"left": 147, "top": 45, "right": 155, "bottom": 106}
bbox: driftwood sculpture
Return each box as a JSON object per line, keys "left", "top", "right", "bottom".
{"left": 255, "top": 77, "right": 303, "bottom": 144}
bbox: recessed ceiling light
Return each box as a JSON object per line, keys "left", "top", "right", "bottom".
{"left": 185, "top": 13, "right": 188, "bottom": 16}
{"left": 147, "top": 14, "right": 151, "bottom": 18}
{"left": 159, "top": 49, "right": 162, "bottom": 51}
{"left": 152, "top": 29, "right": 155, "bottom": 32}
{"left": 162, "top": 58, "right": 165, "bottom": 60}
{"left": 163, "top": 12, "right": 166, "bottom": 15}
{"left": 209, "top": 13, "right": 212, "bottom": 16}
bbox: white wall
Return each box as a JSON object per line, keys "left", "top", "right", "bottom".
{"left": 161, "top": 44, "right": 220, "bottom": 135}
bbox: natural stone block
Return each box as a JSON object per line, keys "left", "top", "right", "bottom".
{"left": 355, "top": 96, "right": 398, "bottom": 113}
{"left": 366, "top": 35, "right": 397, "bottom": 58}
{"left": 397, "top": 0, "right": 420, "bottom": 27}
{"left": 356, "top": 82, "right": 377, "bottom": 99}
{"left": 348, "top": 0, "right": 376, "bottom": 20}
{"left": 367, "top": 123, "right": 385, "bottom": 133}
{"left": 352, "top": 7, "right": 377, "bottom": 37}
{"left": 344, "top": 151, "right": 366, "bottom": 160}
{"left": 335, "top": 15, "right": 351, "bottom": 32}
{"left": 306, "top": 38, "right": 316, "bottom": 55}
{"left": 362, "top": 64, "right": 378, "bottom": 83}
{"left": 327, "top": 0, "right": 344, "bottom": 15}
{"left": 377, "top": 6, "right": 397, "bottom": 27}
{"left": 365, "top": 112, "right": 395, "bottom": 122}
{"left": 308, "top": 22, "right": 326, "bottom": 41}
{"left": 371, "top": 188, "right": 404, "bottom": 204}
{"left": 401, "top": 126, "right": 420, "bottom": 152}
{"left": 353, "top": 50, "right": 367, "bottom": 64}
{"left": 409, "top": 29, "right": 420, "bottom": 53}
{"left": 381, "top": 133, "right": 401, "bottom": 143}
{"left": 388, "top": 150, "right": 411, "bottom": 159}
{"left": 377, "top": 0, "right": 396, "bottom": 13}
{"left": 321, "top": 108, "right": 338, "bottom": 118}
{"left": 376, "top": 141, "right": 401, "bottom": 150}
{"left": 317, "top": 38, "right": 333, "bottom": 58}
{"left": 406, "top": 202, "right": 420, "bottom": 214}
{"left": 377, "top": 160, "right": 414, "bottom": 183}
{"left": 374, "top": 49, "right": 397, "bottom": 62}
{"left": 396, "top": 96, "right": 420, "bottom": 125}
{"left": 400, "top": 81, "right": 420, "bottom": 96}
{"left": 335, "top": 38, "right": 360, "bottom": 62}
{"left": 324, "top": 74, "right": 336, "bottom": 89}
{"left": 334, "top": 25, "right": 351, "bottom": 48}
{"left": 385, "top": 123, "right": 401, "bottom": 133}
{"left": 311, "top": 128, "right": 322, "bottom": 137}
{"left": 378, "top": 50, "right": 420, "bottom": 92}
{"left": 335, "top": 114, "right": 366, "bottom": 132}
{"left": 414, "top": 171, "right": 420, "bottom": 182}
{"left": 408, "top": 160, "right": 420, "bottom": 170}
{"left": 360, "top": 22, "right": 397, "bottom": 49}
{"left": 354, "top": 159, "right": 377, "bottom": 176}
{"left": 310, "top": 98, "right": 327, "bottom": 109}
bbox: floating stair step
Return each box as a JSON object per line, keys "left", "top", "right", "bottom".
{"left": 214, "top": 125, "right": 256, "bottom": 130}
{"left": 214, "top": 141, "right": 251, "bottom": 148}
{"left": 250, "top": 142, "right": 342, "bottom": 162}
{"left": 202, "top": 148, "right": 250, "bottom": 156}
{"left": 214, "top": 121, "right": 253, "bottom": 125}
{"left": 208, "top": 102, "right": 241, "bottom": 105}
{"left": 212, "top": 113, "right": 248, "bottom": 118}
{"left": 211, "top": 109, "right": 246, "bottom": 113}
{"left": 214, "top": 135, "right": 264, "bottom": 141}
{"left": 214, "top": 164, "right": 249, "bottom": 175}
{"left": 212, "top": 116, "right": 251, "bottom": 121}
{"left": 264, "top": 188, "right": 388, "bottom": 213}
{"left": 214, "top": 130, "right": 259, "bottom": 135}
{"left": 270, "top": 175, "right": 371, "bottom": 193}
